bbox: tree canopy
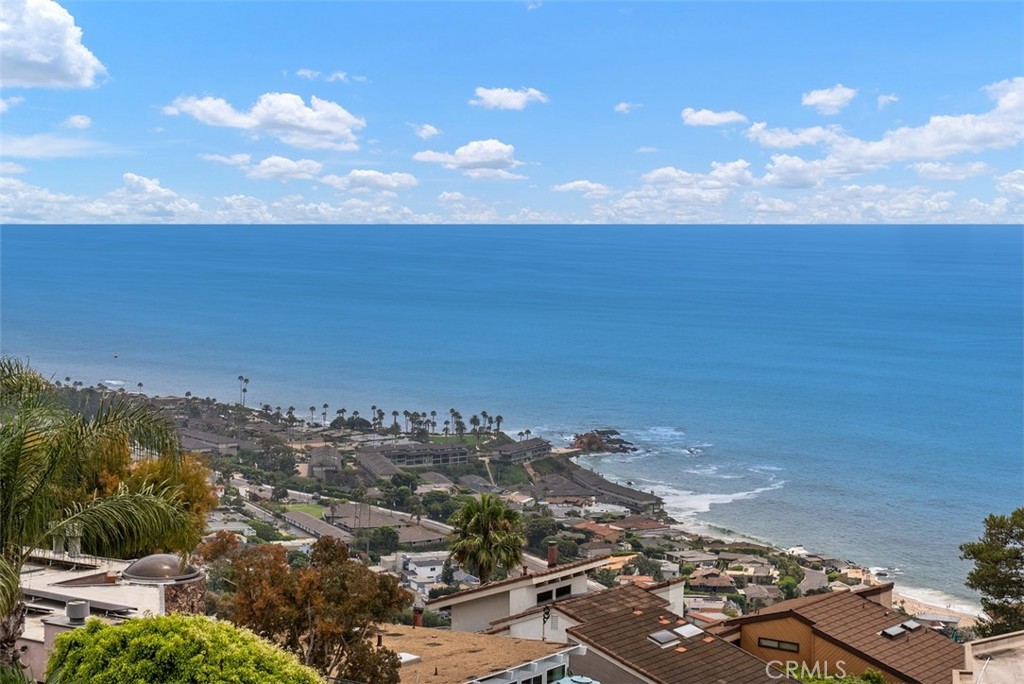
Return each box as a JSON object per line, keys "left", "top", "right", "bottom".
{"left": 0, "top": 358, "right": 193, "bottom": 670}
{"left": 44, "top": 614, "right": 322, "bottom": 684}
{"left": 960, "top": 507, "right": 1024, "bottom": 637}
{"left": 201, "top": 536, "right": 410, "bottom": 682}
{"left": 447, "top": 493, "right": 525, "bottom": 584}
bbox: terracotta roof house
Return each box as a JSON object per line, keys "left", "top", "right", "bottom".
{"left": 572, "top": 520, "right": 622, "bottom": 543}
{"left": 710, "top": 583, "right": 965, "bottom": 684}
{"left": 617, "top": 515, "right": 670, "bottom": 532}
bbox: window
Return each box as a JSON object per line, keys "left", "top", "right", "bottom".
{"left": 555, "top": 585, "right": 571, "bottom": 599}
{"left": 536, "top": 590, "right": 553, "bottom": 604}
{"left": 546, "top": 665, "right": 566, "bottom": 682}
{"left": 758, "top": 637, "right": 799, "bottom": 653}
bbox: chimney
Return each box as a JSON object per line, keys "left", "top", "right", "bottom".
{"left": 66, "top": 600, "right": 89, "bottom": 625}
{"left": 547, "top": 540, "right": 558, "bottom": 569}
{"left": 522, "top": 564, "right": 529, "bottom": 576}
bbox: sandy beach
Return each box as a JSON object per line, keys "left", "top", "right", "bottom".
{"left": 892, "top": 592, "right": 980, "bottom": 629}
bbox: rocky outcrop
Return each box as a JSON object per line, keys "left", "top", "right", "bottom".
{"left": 571, "top": 429, "right": 636, "bottom": 453}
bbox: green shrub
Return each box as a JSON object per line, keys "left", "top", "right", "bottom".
{"left": 46, "top": 614, "right": 322, "bottom": 684}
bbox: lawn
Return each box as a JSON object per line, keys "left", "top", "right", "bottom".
{"left": 284, "top": 503, "right": 325, "bottom": 519}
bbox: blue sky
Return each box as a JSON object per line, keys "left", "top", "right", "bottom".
{"left": 1, "top": 0, "right": 1021, "bottom": 224}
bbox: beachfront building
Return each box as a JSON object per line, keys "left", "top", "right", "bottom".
{"left": 491, "top": 437, "right": 552, "bottom": 463}
{"left": 568, "top": 468, "right": 662, "bottom": 513}
{"left": 426, "top": 555, "right": 612, "bottom": 633}
{"left": 709, "top": 583, "right": 965, "bottom": 684}
{"left": 357, "top": 442, "right": 469, "bottom": 468}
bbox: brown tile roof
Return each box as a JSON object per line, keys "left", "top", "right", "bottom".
{"left": 567, "top": 608, "right": 799, "bottom": 684}
{"left": 718, "top": 585, "right": 964, "bottom": 684}
{"left": 425, "top": 555, "right": 611, "bottom": 609}
{"left": 618, "top": 515, "right": 669, "bottom": 530}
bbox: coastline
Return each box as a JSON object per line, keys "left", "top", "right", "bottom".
{"left": 569, "top": 448, "right": 984, "bottom": 629}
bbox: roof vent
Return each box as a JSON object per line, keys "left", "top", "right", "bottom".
{"left": 673, "top": 623, "right": 704, "bottom": 639}
{"left": 900, "top": 620, "right": 922, "bottom": 631}
{"left": 66, "top": 600, "right": 89, "bottom": 625}
{"left": 881, "top": 625, "right": 906, "bottom": 639}
{"left": 648, "top": 629, "right": 681, "bottom": 649}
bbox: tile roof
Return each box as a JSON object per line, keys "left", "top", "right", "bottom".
{"left": 718, "top": 585, "right": 964, "bottom": 684}
{"left": 567, "top": 606, "right": 799, "bottom": 684}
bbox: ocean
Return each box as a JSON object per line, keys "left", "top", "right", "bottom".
{"left": 2, "top": 224, "right": 1020, "bottom": 610}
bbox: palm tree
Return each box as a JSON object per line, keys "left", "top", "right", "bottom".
{"left": 495, "top": 415, "right": 504, "bottom": 434}
{"left": 242, "top": 378, "right": 249, "bottom": 407}
{"left": 308, "top": 406, "right": 316, "bottom": 427}
{"left": 321, "top": 403, "right": 328, "bottom": 427}
{"left": 447, "top": 493, "right": 525, "bottom": 584}
{"left": 0, "top": 358, "right": 191, "bottom": 669}
{"left": 524, "top": 429, "right": 532, "bottom": 441}
{"left": 237, "top": 375, "right": 245, "bottom": 405}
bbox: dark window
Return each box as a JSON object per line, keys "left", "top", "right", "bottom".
{"left": 536, "top": 590, "right": 553, "bottom": 604}
{"left": 758, "top": 637, "right": 799, "bottom": 653}
{"left": 555, "top": 585, "right": 571, "bottom": 598}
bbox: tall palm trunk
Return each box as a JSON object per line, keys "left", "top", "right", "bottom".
{"left": 0, "top": 602, "right": 27, "bottom": 668}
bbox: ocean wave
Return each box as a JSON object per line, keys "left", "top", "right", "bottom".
{"left": 639, "top": 426, "right": 688, "bottom": 440}
{"left": 893, "top": 584, "right": 983, "bottom": 616}
{"left": 654, "top": 480, "right": 787, "bottom": 517}
{"left": 102, "top": 379, "right": 126, "bottom": 386}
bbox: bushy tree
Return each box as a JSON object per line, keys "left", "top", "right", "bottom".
{"left": 222, "top": 537, "right": 410, "bottom": 682}
{"left": 960, "top": 507, "right": 1024, "bottom": 637}
{"left": 44, "top": 614, "right": 322, "bottom": 684}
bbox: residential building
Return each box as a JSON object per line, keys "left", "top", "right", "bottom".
{"left": 710, "top": 583, "right": 965, "bottom": 684}
{"left": 355, "top": 449, "right": 401, "bottom": 480}
{"left": 687, "top": 567, "right": 736, "bottom": 594}
{"left": 953, "top": 629, "right": 1024, "bottom": 684}
{"left": 358, "top": 443, "right": 469, "bottom": 468}
{"left": 426, "top": 556, "right": 611, "bottom": 633}
{"left": 282, "top": 510, "right": 354, "bottom": 543}
{"left": 667, "top": 550, "right": 719, "bottom": 568}
{"left": 491, "top": 438, "right": 552, "bottom": 463}
{"left": 378, "top": 624, "right": 585, "bottom": 684}
{"left": 487, "top": 583, "right": 799, "bottom": 683}
{"left": 569, "top": 469, "right": 662, "bottom": 513}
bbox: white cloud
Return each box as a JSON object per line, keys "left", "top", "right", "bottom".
{"left": 61, "top": 113, "right": 91, "bottom": 129}
{"left": 296, "top": 68, "right": 320, "bottom": 80}
{"left": 802, "top": 84, "right": 857, "bottom": 115}
{"left": 877, "top": 94, "right": 899, "bottom": 110}
{"left": 0, "top": 132, "right": 107, "bottom": 158}
{"left": 746, "top": 122, "right": 845, "bottom": 148}
{"left": 635, "top": 146, "right": 658, "bottom": 154}
{"left": 0, "top": 96, "right": 24, "bottom": 113}
{"left": 911, "top": 161, "right": 993, "bottom": 181}
{"left": 526, "top": 1, "right": 543, "bottom": 11}
{"left": 681, "top": 107, "right": 748, "bottom": 126}
{"left": 614, "top": 102, "right": 641, "bottom": 114}
{"left": 164, "top": 92, "right": 366, "bottom": 151}
{"left": 414, "top": 139, "right": 525, "bottom": 179}
{"left": 246, "top": 156, "right": 322, "bottom": 181}
{"left": 326, "top": 71, "right": 349, "bottom": 83}
{"left": 743, "top": 192, "right": 797, "bottom": 214}
{"left": 826, "top": 77, "right": 1024, "bottom": 172}
{"left": 201, "top": 153, "right": 321, "bottom": 181}
{"left": 411, "top": 123, "right": 441, "bottom": 140}
{"left": 1, "top": 161, "right": 27, "bottom": 174}
{"left": 321, "top": 169, "right": 417, "bottom": 191}
{"left": 551, "top": 180, "right": 613, "bottom": 198}
{"left": 438, "top": 191, "right": 465, "bottom": 202}
{"left": 996, "top": 169, "right": 1024, "bottom": 197}
{"left": 760, "top": 154, "right": 827, "bottom": 188}
{"left": 470, "top": 87, "right": 549, "bottom": 110}
{"left": 200, "top": 153, "right": 252, "bottom": 167}
{"left": 77, "top": 173, "right": 201, "bottom": 223}
{"left": 0, "top": 0, "right": 106, "bottom": 88}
